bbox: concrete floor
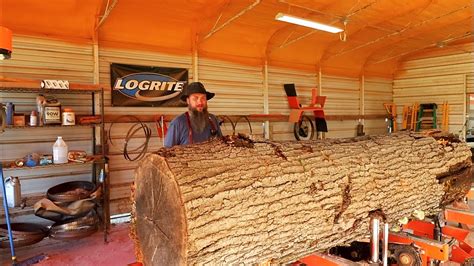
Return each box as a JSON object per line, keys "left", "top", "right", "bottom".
{"left": 0, "top": 223, "right": 135, "bottom": 266}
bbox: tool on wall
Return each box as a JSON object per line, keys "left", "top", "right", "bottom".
{"left": 356, "top": 119, "right": 365, "bottom": 136}
{"left": 155, "top": 115, "right": 168, "bottom": 147}
{"left": 0, "top": 103, "right": 6, "bottom": 133}
{"left": 383, "top": 103, "right": 397, "bottom": 132}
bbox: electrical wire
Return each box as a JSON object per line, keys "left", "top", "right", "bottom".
{"left": 107, "top": 115, "right": 152, "bottom": 162}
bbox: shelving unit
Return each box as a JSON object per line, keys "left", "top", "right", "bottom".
{"left": 0, "top": 83, "right": 109, "bottom": 240}
{"left": 5, "top": 124, "right": 99, "bottom": 129}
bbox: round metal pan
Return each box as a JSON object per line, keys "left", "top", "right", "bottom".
{"left": 47, "top": 181, "right": 96, "bottom": 203}
{"left": 49, "top": 210, "right": 99, "bottom": 240}
{"left": 0, "top": 223, "right": 49, "bottom": 248}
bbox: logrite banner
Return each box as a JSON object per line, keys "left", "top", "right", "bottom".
{"left": 110, "top": 63, "right": 188, "bottom": 107}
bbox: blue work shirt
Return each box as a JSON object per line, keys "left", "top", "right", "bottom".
{"left": 164, "top": 113, "right": 222, "bottom": 148}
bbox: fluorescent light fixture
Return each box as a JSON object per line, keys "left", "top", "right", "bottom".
{"left": 275, "top": 13, "right": 343, "bottom": 33}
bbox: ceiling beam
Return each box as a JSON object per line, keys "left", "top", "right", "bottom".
{"left": 95, "top": 0, "right": 119, "bottom": 30}
{"left": 200, "top": 0, "right": 261, "bottom": 42}
{"left": 360, "top": 15, "right": 474, "bottom": 68}
{"left": 322, "top": 3, "right": 472, "bottom": 62}
{"left": 366, "top": 31, "right": 473, "bottom": 65}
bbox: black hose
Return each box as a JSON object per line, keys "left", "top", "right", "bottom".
{"left": 107, "top": 115, "right": 152, "bottom": 161}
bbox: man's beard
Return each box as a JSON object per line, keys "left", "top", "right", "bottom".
{"left": 189, "top": 106, "right": 209, "bottom": 133}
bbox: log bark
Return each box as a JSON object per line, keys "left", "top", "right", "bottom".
{"left": 131, "top": 132, "right": 472, "bottom": 265}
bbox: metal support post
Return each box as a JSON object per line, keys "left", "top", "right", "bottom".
{"left": 382, "top": 222, "right": 389, "bottom": 266}
{"left": 370, "top": 217, "right": 380, "bottom": 264}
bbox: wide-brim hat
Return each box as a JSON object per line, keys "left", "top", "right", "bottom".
{"left": 180, "top": 82, "right": 215, "bottom": 101}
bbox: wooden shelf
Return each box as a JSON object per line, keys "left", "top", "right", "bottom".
{"left": 0, "top": 206, "right": 35, "bottom": 219}
{"left": 0, "top": 87, "right": 101, "bottom": 94}
{"left": 104, "top": 113, "right": 387, "bottom": 123}
{"left": 0, "top": 80, "right": 106, "bottom": 231}
{"left": 2, "top": 156, "right": 104, "bottom": 170}
{"left": 5, "top": 123, "right": 100, "bottom": 130}
{"left": 0, "top": 192, "right": 44, "bottom": 219}
{"left": 0, "top": 81, "right": 102, "bottom": 94}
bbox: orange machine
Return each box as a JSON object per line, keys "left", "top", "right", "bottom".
{"left": 284, "top": 83, "right": 326, "bottom": 140}
{"left": 0, "top": 26, "right": 12, "bottom": 60}
{"left": 293, "top": 200, "right": 474, "bottom": 266}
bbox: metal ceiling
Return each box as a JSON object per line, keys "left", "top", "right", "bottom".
{"left": 1, "top": 0, "right": 473, "bottom": 77}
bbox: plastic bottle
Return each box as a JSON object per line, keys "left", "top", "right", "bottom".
{"left": 5, "top": 102, "right": 14, "bottom": 126}
{"left": 62, "top": 108, "right": 75, "bottom": 125}
{"left": 53, "top": 136, "right": 68, "bottom": 164}
{"left": 5, "top": 176, "right": 21, "bottom": 208}
{"left": 30, "top": 110, "right": 38, "bottom": 126}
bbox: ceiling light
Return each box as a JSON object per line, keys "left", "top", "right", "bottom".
{"left": 436, "top": 41, "right": 446, "bottom": 48}
{"left": 275, "top": 13, "right": 343, "bottom": 34}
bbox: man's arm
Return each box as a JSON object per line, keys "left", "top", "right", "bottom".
{"left": 211, "top": 114, "right": 223, "bottom": 137}
{"left": 164, "top": 120, "right": 178, "bottom": 148}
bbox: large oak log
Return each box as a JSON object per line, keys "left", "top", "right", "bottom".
{"left": 131, "top": 132, "right": 472, "bottom": 265}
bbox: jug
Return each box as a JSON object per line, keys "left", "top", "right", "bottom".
{"left": 5, "top": 176, "right": 21, "bottom": 208}
{"left": 53, "top": 136, "right": 68, "bottom": 164}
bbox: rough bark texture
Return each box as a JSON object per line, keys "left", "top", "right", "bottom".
{"left": 131, "top": 132, "right": 472, "bottom": 265}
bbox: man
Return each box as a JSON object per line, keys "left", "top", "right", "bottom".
{"left": 164, "top": 82, "right": 222, "bottom": 147}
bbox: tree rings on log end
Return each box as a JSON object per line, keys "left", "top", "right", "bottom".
{"left": 131, "top": 154, "right": 187, "bottom": 265}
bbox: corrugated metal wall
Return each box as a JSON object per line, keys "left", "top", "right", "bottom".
{"left": 199, "top": 58, "right": 264, "bottom": 137}
{"left": 466, "top": 74, "right": 474, "bottom": 132}
{"left": 2, "top": 35, "right": 391, "bottom": 218}
{"left": 467, "top": 74, "right": 474, "bottom": 93}
{"left": 322, "top": 75, "right": 361, "bottom": 138}
{"left": 393, "top": 46, "right": 474, "bottom": 135}
{"left": 0, "top": 36, "right": 94, "bottom": 83}
{"left": 364, "top": 78, "right": 393, "bottom": 135}
{"left": 321, "top": 75, "right": 392, "bottom": 137}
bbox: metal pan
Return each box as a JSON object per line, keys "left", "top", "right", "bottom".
{"left": 0, "top": 223, "right": 48, "bottom": 248}
{"left": 47, "top": 181, "right": 96, "bottom": 203}
{"left": 49, "top": 210, "right": 99, "bottom": 240}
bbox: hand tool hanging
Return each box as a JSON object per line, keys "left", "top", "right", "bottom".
{"left": 0, "top": 103, "right": 6, "bottom": 133}
{"left": 155, "top": 115, "right": 168, "bottom": 147}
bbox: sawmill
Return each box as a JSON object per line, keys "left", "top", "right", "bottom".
{"left": 0, "top": 0, "right": 473, "bottom": 265}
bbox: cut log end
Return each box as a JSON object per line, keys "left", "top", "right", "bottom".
{"left": 131, "top": 156, "right": 187, "bottom": 265}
